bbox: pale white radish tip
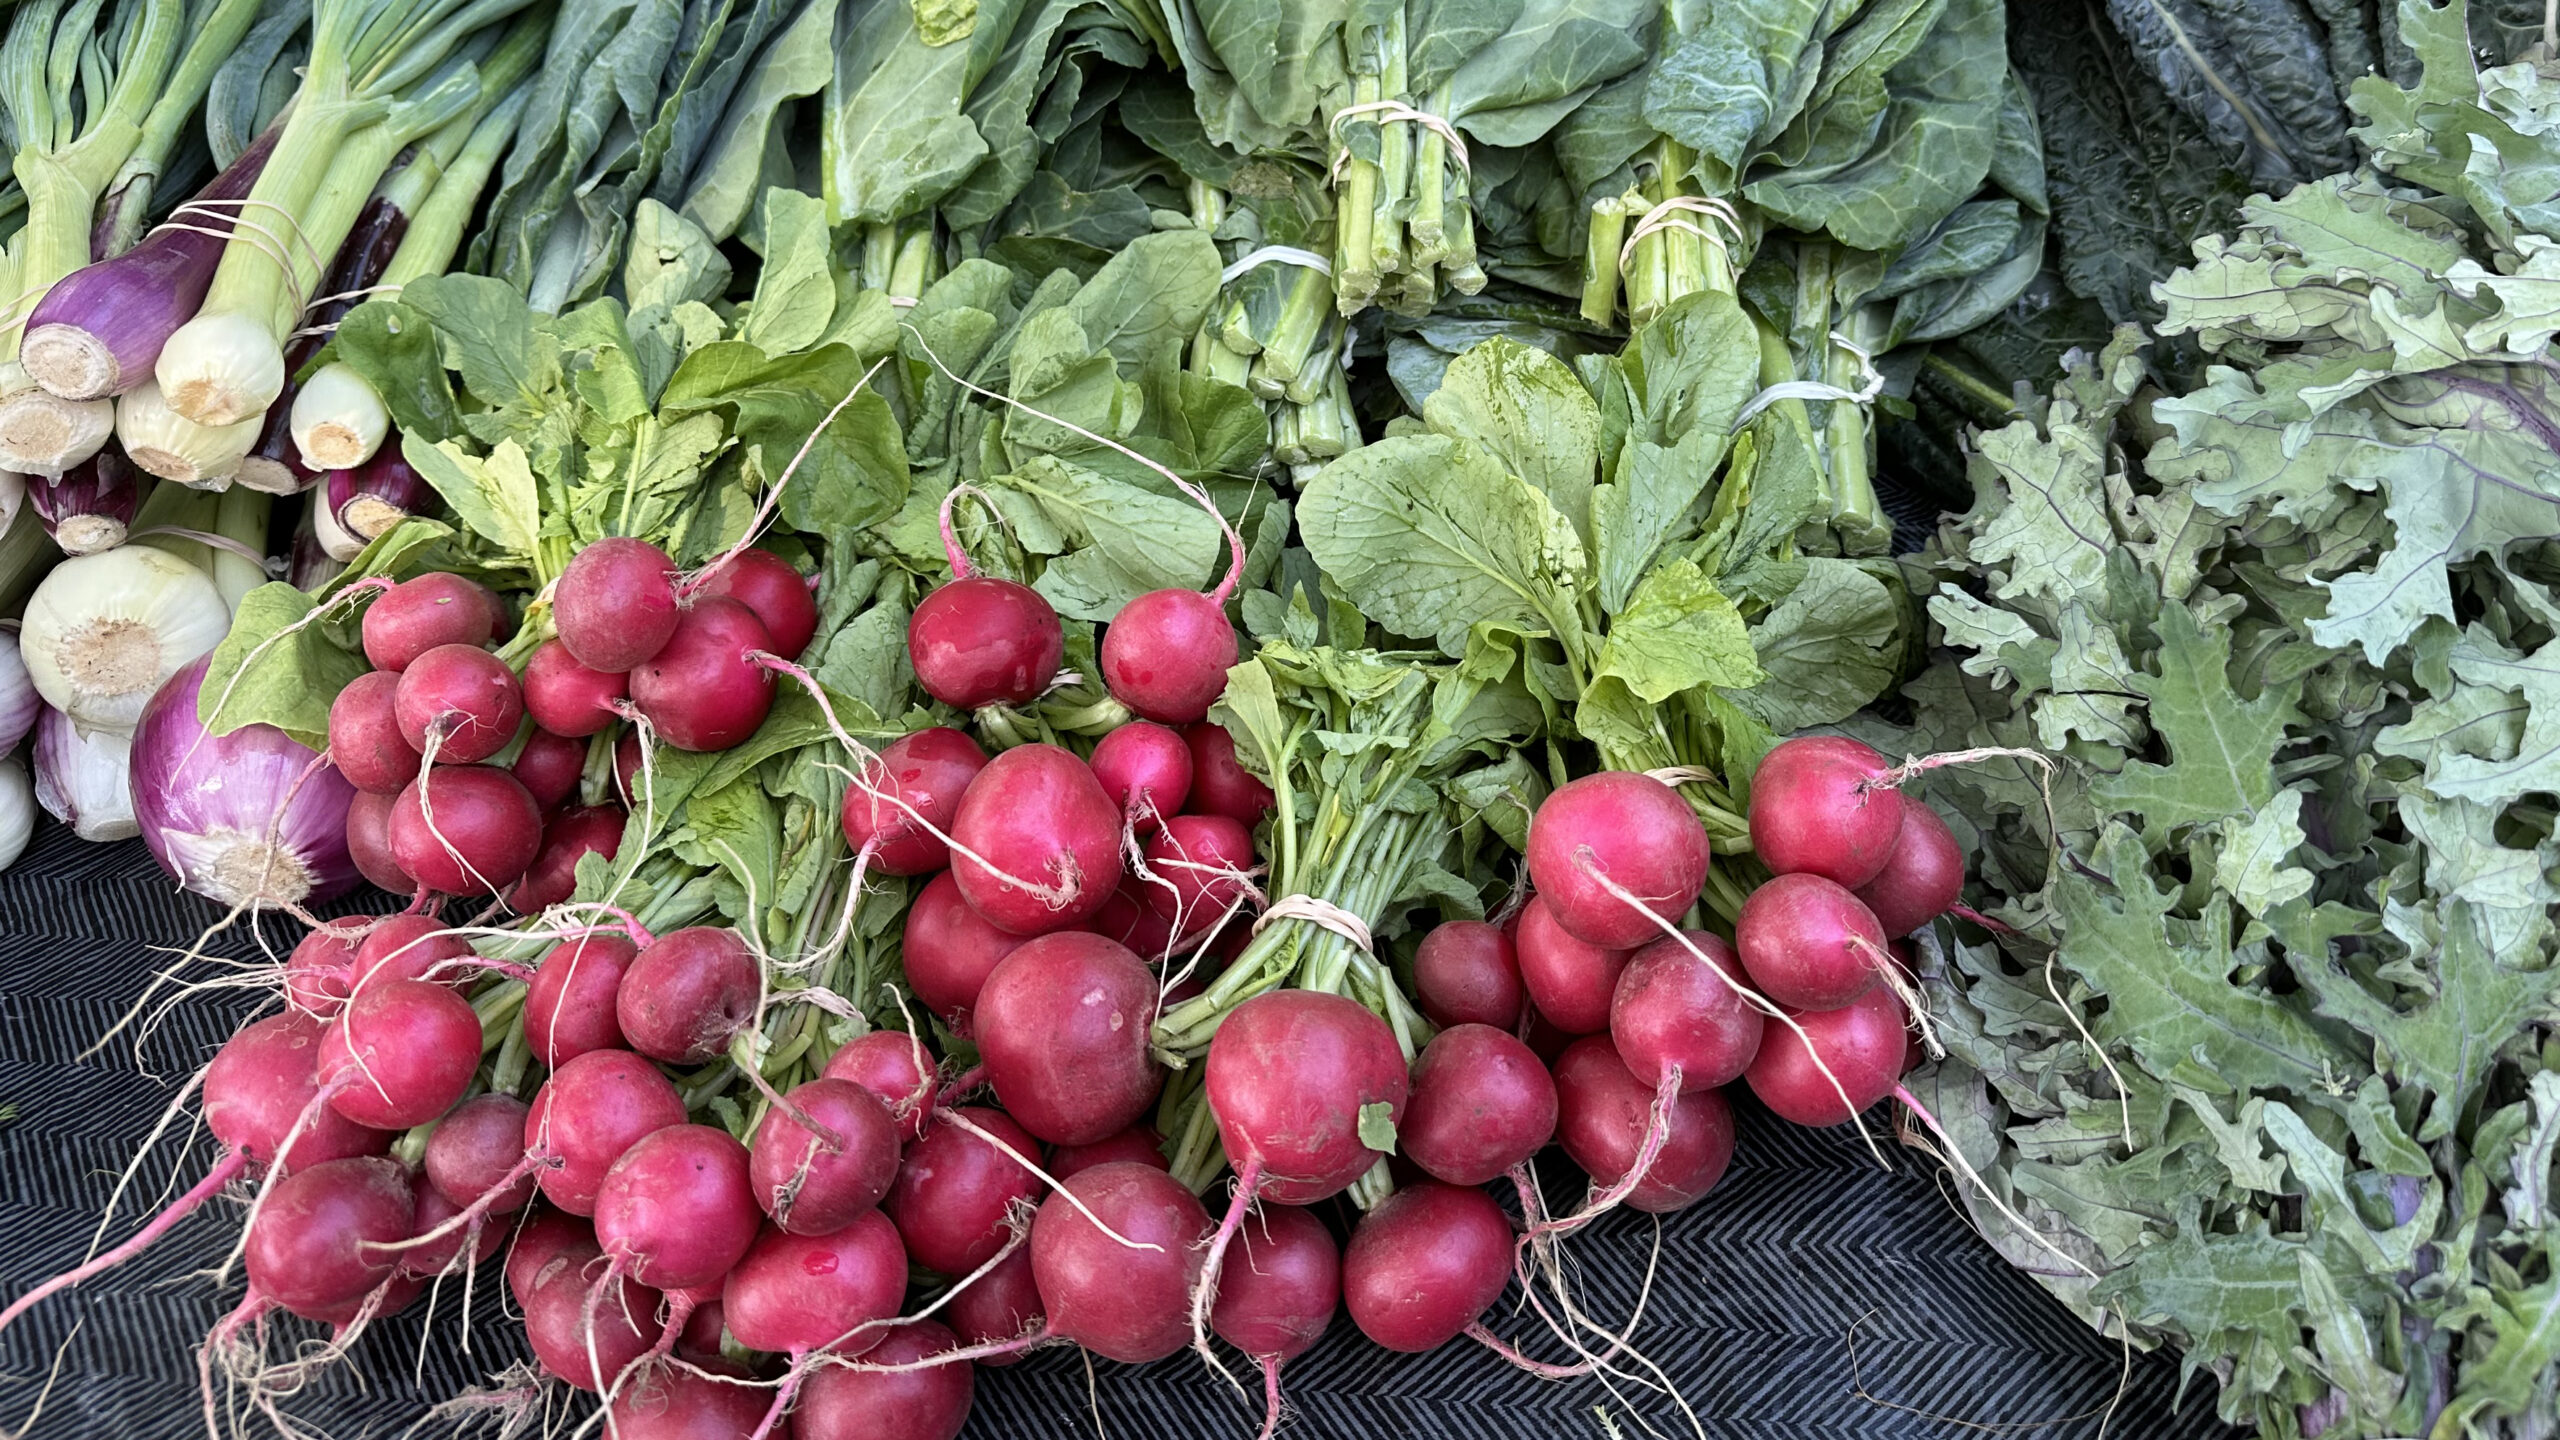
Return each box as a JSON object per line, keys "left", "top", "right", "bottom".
{"left": 155, "top": 309, "right": 286, "bottom": 427}
{"left": 118, "top": 379, "right": 260, "bottom": 486}
{"left": 290, "top": 362, "right": 390, "bottom": 471}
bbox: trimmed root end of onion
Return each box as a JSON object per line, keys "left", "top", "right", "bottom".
{"left": 305, "top": 427, "right": 370, "bottom": 473}
{"left": 177, "top": 827, "right": 319, "bottom": 908}
{"left": 20, "top": 326, "right": 116, "bottom": 402}
{"left": 0, "top": 393, "right": 104, "bottom": 473}
{"left": 234, "top": 457, "right": 307, "bottom": 496}
{"left": 343, "top": 496, "right": 406, "bottom": 540}
{"left": 54, "top": 516, "right": 127, "bottom": 556}
{"left": 55, "top": 619, "right": 163, "bottom": 704}
{"left": 128, "top": 446, "right": 210, "bottom": 486}
{"left": 165, "top": 378, "right": 252, "bottom": 430}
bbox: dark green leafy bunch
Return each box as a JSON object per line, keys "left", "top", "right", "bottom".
{"left": 1900, "top": 6, "right": 2560, "bottom": 1433}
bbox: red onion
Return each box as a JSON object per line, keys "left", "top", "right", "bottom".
{"left": 131, "top": 655, "right": 359, "bottom": 908}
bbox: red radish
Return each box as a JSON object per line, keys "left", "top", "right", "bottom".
{"left": 823, "top": 1030, "right": 937, "bottom": 1140}
{"left": 970, "top": 931, "right": 1161, "bottom": 1146}
{"left": 1400, "top": 1024, "right": 1557, "bottom": 1186}
{"left": 749, "top": 1078, "right": 901, "bottom": 1235}
{"left": 1088, "top": 720, "right": 1192, "bottom": 821}
{"left": 1855, "top": 795, "right": 1963, "bottom": 935}
{"left": 504, "top": 1210, "right": 592, "bottom": 1306}
{"left": 509, "top": 802, "right": 624, "bottom": 912}
{"left": 522, "top": 1241, "right": 660, "bottom": 1391}
{"left": 1207, "top": 990, "right": 1408, "bottom": 1205}
{"left": 399, "top": 1172, "right": 508, "bottom": 1278}
{"left": 1736, "top": 872, "right": 1889, "bottom": 1010}
{"left": 1526, "top": 771, "right": 1711, "bottom": 948}
{"left": 1747, "top": 735, "right": 1907, "bottom": 888}
{"left": 1744, "top": 987, "right": 1908, "bottom": 1126}
{"left": 317, "top": 978, "right": 482, "bottom": 1129}
{"left": 556, "top": 536, "right": 680, "bottom": 674}
{"left": 1031, "top": 1160, "right": 1213, "bottom": 1363}
{"left": 886, "top": 1107, "right": 1045, "bottom": 1275}
{"left": 617, "top": 925, "right": 759, "bottom": 1065}
{"left": 1102, "top": 588, "right": 1238, "bottom": 724}
{"left": 603, "top": 1364, "right": 778, "bottom": 1439}
{"left": 511, "top": 726, "right": 586, "bottom": 810}
{"left": 1091, "top": 874, "right": 1178, "bottom": 961}
{"left": 345, "top": 790, "right": 412, "bottom": 894}
{"left": 527, "top": 1049, "right": 688, "bottom": 1215}
{"left": 947, "top": 1245, "right": 1042, "bottom": 1364}
{"left": 1209, "top": 1200, "right": 1338, "bottom": 1439}
{"left": 1048, "top": 1127, "right": 1168, "bottom": 1180}
{"left": 206, "top": 1014, "right": 394, "bottom": 1170}
{"left": 1411, "top": 921, "right": 1524, "bottom": 1030}
{"left": 425, "top": 1093, "right": 536, "bottom": 1214}
{"left": 694, "top": 548, "right": 818, "bottom": 660}
{"left": 1515, "top": 895, "right": 1630, "bottom": 1035}
{"left": 902, "top": 870, "right": 1029, "bottom": 1029}
{"left": 1184, "top": 722, "right": 1273, "bottom": 822}
{"left": 594, "top": 1124, "right": 761, "bottom": 1290}
{"left": 676, "top": 1295, "right": 727, "bottom": 1359}
{"left": 1610, "top": 929, "right": 1765, "bottom": 1091}
{"left": 948, "top": 743, "right": 1123, "bottom": 935}
{"left": 285, "top": 918, "right": 365, "bottom": 1019}
{"left": 349, "top": 912, "right": 470, "bottom": 989}
{"left": 389, "top": 764, "right": 542, "bottom": 894}
{"left": 793, "top": 1319, "right": 975, "bottom": 1440}
{"left": 243, "top": 1155, "right": 414, "bottom": 1318}
{"left": 1139, "top": 813, "right": 1257, "bottom": 923}
{"left": 724, "top": 1209, "right": 906, "bottom": 1357}
{"left": 613, "top": 731, "right": 646, "bottom": 806}
{"left": 1553, "top": 1037, "right": 1735, "bottom": 1213}
{"left": 842, "top": 727, "right": 988, "bottom": 875}
{"left": 522, "top": 639, "right": 628, "bottom": 738}
{"left": 1342, "top": 1180, "right": 1512, "bottom": 1352}
{"left": 524, "top": 932, "right": 638, "bottom": 1066}
{"left": 392, "top": 643, "right": 524, "bottom": 762}
{"left": 629, "top": 596, "right": 776, "bottom": 751}
{"left": 361, "top": 572, "right": 501, "bottom": 673}
{"left": 328, "top": 671, "right": 420, "bottom": 794}
{"left": 907, "top": 531, "right": 1065, "bottom": 710}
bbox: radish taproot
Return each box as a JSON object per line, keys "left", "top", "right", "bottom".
{"left": 327, "top": 670, "right": 419, "bottom": 794}
{"left": 1102, "top": 587, "right": 1237, "bottom": 724}
{"left": 947, "top": 1245, "right": 1043, "bottom": 1365}
{"left": 523, "top": 932, "right": 638, "bottom": 1066}
{"left": 886, "top": 1107, "right": 1045, "bottom": 1275}
{"left": 1854, "top": 794, "right": 1963, "bottom": 936}
{"left": 1139, "top": 813, "right": 1258, "bottom": 924}
{"left": 822, "top": 1029, "right": 938, "bottom": 1140}
{"left": 526, "top": 1048, "right": 689, "bottom": 1215}
{"left": 1342, "top": 1180, "right": 1512, "bottom": 1352}
{"left": 316, "top": 978, "right": 482, "bottom": 1129}
{"left": 1048, "top": 1127, "right": 1169, "bottom": 1180}
{"left": 1743, "top": 986, "right": 1908, "bottom": 1126}
{"left": 616, "top": 925, "right": 759, "bottom": 1066}
{"left": 242, "top": 1155, "right": 414, "bottom": 1319}
{"left": 749, "top": 1078, "right": 901, "bottom": 1235}
{"left": 509, "top": 802, "right": 624, "bottom": 913}
{"left": 424, "top": 1093, "right": 536, "bottom": 1215}
{"left": 972, "top": 929, "right": 1162, "bottom": 1146}
{"left": 1088, "top": 720, "right": 1192, "bottom": 822}
{"left": 1553, "top": 1036, "right": 1735, "bottom": 1213}
{"left": 360, "top": 572, "right": 500, "bottom": 673}
{"left": 593, "top": 1124, "right": 761, "bottom": 1290}
{"left": 1210, "top": 1201, "right": 1339, "bottom": 1440}
{"left": 388, "top": 764, "right": 543, "bottom": 894}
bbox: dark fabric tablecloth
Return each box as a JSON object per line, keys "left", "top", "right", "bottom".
{"left": 0, "top": 820, "right": 2245, "bottom": 1439}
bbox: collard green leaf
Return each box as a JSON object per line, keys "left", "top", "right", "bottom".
{"left": 736, "top": 189, "right": 838, "bottom": 356}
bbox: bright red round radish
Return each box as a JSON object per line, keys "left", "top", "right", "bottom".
{"left": 594, "top": 1124, "right": 760, "bottom": 1290}
{"left": 349, "top": 912, "right": 470, "bottom": 989}
{"left": 205, "top": 1013, "right": 393, "bottom": 1170}
{"left": 511, "top": 727, "right": 586, "bottom": 811}
{"left": 361, "top": 572, "right": 501, "bottom": 673}
{"left": 509, "top": 802, "right": 624, "bottom": 913}
{"left": 603, "top": 1364, "right": 778, "bottom": 1440}
{"left": 1855, "top": 794, "right": 1963, "bottom": 936}
{"left": 399, "top": 1172, "right": 509, "bottom": 1279}
{"left": 1553, "top": 1036, "right": 1735, "bottom": 1213}
{"left": 243, "top": 1155, "right": 413, "bottom": 1317}
{"left": 946, "top": 1245, "right": 1042, "bottom": 1364}
{"left": 1748, "top": 735, "right": 1908, "bottom": 888}
{"left": 749, "top": 1078, "right": 901, "bottom": 1235}
{"left": 1526, "top": 771, "right": 1711, "bottom": 949}
{"left": 694, "top": 548, "right": 817, "bottom": 660}
{"left": 1342, "top": 1180, "right": 1511, "bottom": 1352}
{"left": 504, "top": 1211, "right": 592, "bottom": 1306}
{"left": 1401, "top": 1024, "right": 1557, "bottom": 1187}
{"left": 522, "top": 639, "right": 627, "bottom": 738}
{"left": 1411, "top": 920, "right": 1524, "bottom": 1030}
{"left": 1211, "top": 1199, "right": 1338, "bottom": 1362}
{"left": 1611, "top": 929, "right": 1765, "bottom": 1092}
{"left": 1183, "top": 722, "right": 1273, "bottom": 823}
{"left": 972, "top": 930, "right": 1160, "bottom": 1146}
{"left": 1048, "top": 1127, "right": 1168, "bottom": 1180}
{"left": 1139, "top": 813, "right": 1257, "bottom": 923}
{"left": 388, "top": 764, "right": 542, "bottom": 894}
{"left": 1030, "top": 1160, "right": 1211, "bottom": 1363}
{"left": 629, "top": 596, "right": 775, "bottom": 752}
{"left": 317, "top": 978, "right": 481, "bottom": 1129}
{"left": 1088, "top": 720, "right": 1192, "bottom": 821}
{"left": 822, "top": 1029, "right": 937, "bottom": 1140}
{"left": 886, "top": 1107, "right": 1044, "bottom": 1275}
{"left": 1091, "top": 874, "right": 1177, "bottom": 960}
{"left": 948, "top": 742, "right": 1122, "bottom": 935}
{"left": 843, "top": 726, "right": 987, "bottom": 875}
{"left": 616, "top": 925, "right": 759, "bottom": 1066}
{"left": 903, "top": 870, "right": 1030, "bottom": 1029}
{"left": 392, "top": 643, "right": 523, "bottom": 763}
{"left": 1101, "top": 588, "right": 1236, "bottom": 723}
{"left": 522, "top": 1247, "right": 660, "bottom": 1391}
{"left": 523, "top": 932, "right": 637, "bottom": 1066}
{"left": 1744, "top": 986, "right": 1908, "bottom": 1126}
{"left": 425, "top": 1093, "right": 535, "bottom": 1214}
{"left": 527, "top": 1048, "right": 688, "bottom": 1215}
{"left": 1515, "top": 895, "right": 1631, "bottom": 1035}
{"left": 908, "top": 576, "right": 1063, "bottom": 710}
{"left": 723, "top": 1209, "right": 906, "bottom": 1356}
{"left": 1206, "top": 990, "right": 1408, "bottom": 1205}
{"left": 556, "top": 537, "right": 680, "bottom": 674}
{"left": 328, "top": 671, "right": 420, "bottom": 795}
{"left": 1737, "top": 871, "right": 1889, "bottom": 1011}
{"left": 285, "top": 918, "right": 365, "bottom": 1019}
{"left": 345, "top": 789, "right": 412, "bottom": 894}
{"left": 794, "top": 1319, "right": 975, "bottom": 1440}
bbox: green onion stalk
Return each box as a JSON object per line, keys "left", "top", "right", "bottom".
{"left": 123, "top": 466, "right": 270, "bottom": 612}
{"left": 92, "top": 0, "right": 273, "bottom": 257}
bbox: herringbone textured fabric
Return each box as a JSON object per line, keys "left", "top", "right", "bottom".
{"left": 0, "top": 820, "right": 2244, "bottom": 1438}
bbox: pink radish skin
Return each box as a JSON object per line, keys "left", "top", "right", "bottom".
{"left": 594, "top": 1124, "right": 761, "bottom": 1290}
{"left": 509, "top": 802, "right": 624, "bottom": 913}
{"left": 1553, "top": 1037, "right": 1735, "bottom": 1213}
{"left": 629, "top": 597, "right": 775, "bottom": 752}
{"left": 1030, "top": 1160, "right": 1213, "bottom": 1363}
{"left": 1611, "top": 929, "right": 1765, "bottom": 1091}
{"left": 207, "top": 1013, "right": 393, "bottom": 1170}
{"left": 1183, "top": 723, "right": 1274, "bottom": 823}
{"left": 748, "top": 1079, "right": 901, "bottom": 1235}
{"left": 901, "top": 870, "right": 1028, "bottom": 1030}
{"left": 1101, "top": 588, "right": 1237, "bottom": 723}
{"left": 522, "top": 639, "right": 628, "bottom": 737}
{"left": 1855, "top": 795, "right": 1963, "bottom": 936}
{"left": 1412, "top": 920, "right": 1525, "bottom": 1030}
{"left": 316, "top": 979, "right": 482, "bottom": 1130}
{"left": 1744, "top": 987, "right": 1908, "bottom": 1127}
{"left": 1400, "top": 1024, "right": 1557, "bottom": 1187}
{"left": 1207, "top": 990, "right": 1409, "bottom": 1205}
{"left": 886, "top": 1108, "right": 1045, "bottom": 1275}
{"left": 392, "top": 644, "right": 524, "bottom": 763}
{"left": 522, "top": 1245, "right": 660, "bottom": 1392}
{"left": 243, "top": 1156, "right": 413, "bottom": 1318}
{"left": 285, "top": 919, "right": 365, "bottom": 1019}
{"left": 604, "top": 1363, "right": 781, "bottom": 1439}
{"left": 523, "top": 933, "right": 638, "bottom": 1067}
{"left": 1515, "top": 895, "right": 1631, "bottom": 1035}
{"left": 399, "top": 1173, "right": 508, "bottom": 1279}
{"left": 695, "top": 548, "right": 817, "bottom": 660}
{"left": 843, "top": 727, "right": 988, "bottom": 876}
{"left": 616, "top": 926, "right": 759, "bottom": 1065}
{"left": 511, "top": 727, "right": 586, "bottom": 810}
{"left": 1048, "top": 1128, "right": 1168, "bottom": 1181}
{"left": 361, "top": 573, "right": 500, "bottom": 673}
{"left": 971, "top": 930, "right": 1162, "bottom": 1145}
{"left": 908, "top": 576, "right": 1063, "bottom": 709}
{"left": 1088, "top": 721, "right": 1193, "bottom": 821}
{"left": 794, "top": 1319, "right": 975, "bottom": 1440}
{"left": 504, "top": 1211, "right": 592, "bottom": 1306}
{"left": 345, "top": 790, "right": 412, "bottom": 894}
{"left": 822, "top": 1030, "right": 937, "bottom": 1140}
{"left": 527, "top": 1049, "right": 689, "bottom": 1215}
{"left": 722, "top": 1210, "right": 906, "bottom": 1355}
{"left": 328, "top": 671, "right": 419, "bottom": 795}
{"left": 1747, "top": 735, "right": 1907, "bottom": 888}
{"left": 948, "top": 743, "right": 1123, "bottom": 935}
{"left": 1091, "top": 875, "right": 1178, "bottom": 961}
{"left": 1140, "top": 813, "right": 1257, "bottom": 922}
{"left": 556, "top": 537, "right": 681, "bottom": 674}
{"left": 1342, "top": 1181, "right": 1512, "bottom": 1353}
{"left": 613, "top": 731, "right": 645, "bottom": 806}
{"left": 350, "top": 912, "right": 470, "bottom": 989}
{"left": 1210, "top": 1201, "right": 1338, "bottom": 1361}
{"left": 388, "top": 764, "right": 542, "bottom": 894}
{"left": 946, "top": 1245, "right": 1042, "bottom": 1365}
{"left": 1736, "top": 872, "right": 1889, "bottom": 1011}
{"left": 425, "top": 1094, "right": 536, "bottom": 1213}
{"left": 1526, "top": 771, "right": 1712, "bottom": 949}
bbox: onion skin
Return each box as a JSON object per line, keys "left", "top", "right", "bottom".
{"left": 131, "top": 656, "right": 359, "bottom": 908}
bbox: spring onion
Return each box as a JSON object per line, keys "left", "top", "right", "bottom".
{"left": 117, "top": 377, "right": 260, "bottom": 486}
{"left": 33, "top": 703, "right": 137, "bottom": 840}
{"left": 28, "top": 448, "right": 143, "bottom": 554}
{"left": 18, "top": 542, "right": 228, "bottom": 734}
{"left": 288, "top": 362, "right": 390, "bottom": 471}
{"left": 132, "top": 653, "right": 358, "bottom": 908}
